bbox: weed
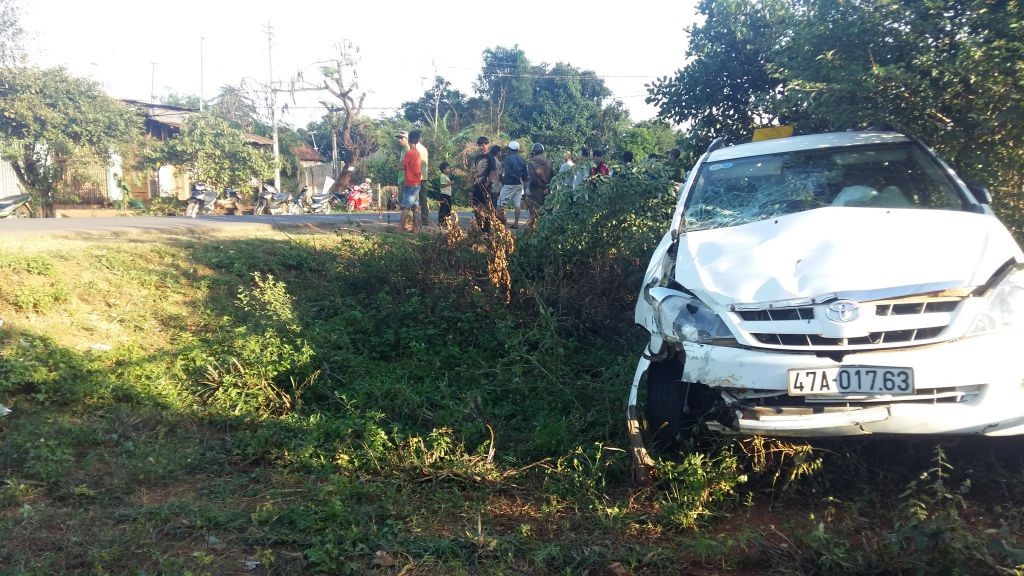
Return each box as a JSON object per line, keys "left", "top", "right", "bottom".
{"left": 653, "top": 448, "right": 747, "bottom": 530}
{"left": 0, "top": 255, "right": 56, "bottom": 276}
{"left": 190, "top": 272, "right": 315, "bottom": 417}
{"left": 0, "top": 331, "right": 99, "bottom": 404}
{"left": 543, "top": 443, "right": 629, "bottom": 519}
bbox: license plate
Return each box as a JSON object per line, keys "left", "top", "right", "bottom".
{"left": 787, "top": 366, "right": 915, "bottom": 396}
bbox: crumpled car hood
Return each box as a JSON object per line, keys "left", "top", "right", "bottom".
{"left": 675, "top": 207, "right": 1023, "bottom": 306}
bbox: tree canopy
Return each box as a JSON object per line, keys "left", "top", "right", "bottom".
{"left": 158, "top": 112, "right": 274, "bottom": 192}
{"left": 0, "top": 66, "right": 141, "bottom": 215}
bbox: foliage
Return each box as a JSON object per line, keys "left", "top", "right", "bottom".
{"left": 773, "top": 0, "right": 1024, "bottom": 238}
{"left": 160, "top": 91, "right": 201, "bottom": 109}
{"left": 401, "top": 76, "right": 471, "bottom": 135}
{"left": 156, "top": 112, "right": 273, "bottom": 191}
{"left": 188, "top": 273, "right": 315, "bottom": 417}
{"left": 209, "top": 84, "right": 261, "bottom": 132}
{"left": 647, "top": 0, "right": 791, "bottom": 152}
{"left": 653, "top": 449, "right": 746, "bottom": 529}
{"left": 513, "top": 62, "right": 611, "bottom": 150}
{"left": 0, "top": 66, "right": 142, "bottom": 215}
{"left": 474, "top": 45, "right": 534, "bottom": 135}
{"left": 618, "top": 120, "right": 680, "bottom": 161}
{"left": 514, "top": 159, "right": 678, "bottom": 331}
{"left": 0, "top": 0, "right": 25, "bottom": 66}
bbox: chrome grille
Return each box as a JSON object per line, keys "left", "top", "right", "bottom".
{"left": 738, "top": 307, "right": 815, "bottom": 321}
{"left": 753, "top": 326, "right": 945, "bottom": 347}
{"left": 737, "top": 295, "right": 963, "bottom": 350}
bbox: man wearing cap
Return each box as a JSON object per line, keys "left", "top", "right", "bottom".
{"left": 497, "top": 140, "right": 529, "bottom": 229}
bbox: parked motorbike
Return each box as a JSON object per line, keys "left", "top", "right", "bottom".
{"left": 343, "top": 181, "right": 373, "bottom": 211}
{"left": 184, "top": 183, "right": 218, "bottom": 218}
{"left": 303, "top": 187, "right": 348, "bottom": 214}
{"left": 252, "top": 184, "right": 301, "bottom": 216}
{"left": 0, "top": 194, "right": 34, "bottom": 219}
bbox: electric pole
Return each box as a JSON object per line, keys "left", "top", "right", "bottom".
{"left": 150, "top": 61, "right": 158, "bottom": 104}
{"left": 265, "top": 22, "right": 281, "bottom": 192}
{"left": 199, "top": 36, "right": 205, "bottom": 112}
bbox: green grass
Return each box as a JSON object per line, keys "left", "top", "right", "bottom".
{"left": 0, "top": 227, "right": 1022, "bottom": 575}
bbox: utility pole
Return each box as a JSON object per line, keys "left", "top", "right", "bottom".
{"left": 199, "top": 36, "right": 205, "bottom": 112}
{"left": 150, "top": 61, "right": 158, "bottom": 104}
{"left": 265, "top": 22, "right": 281, "bottom": 192}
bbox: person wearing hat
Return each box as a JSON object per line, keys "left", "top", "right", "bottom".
{"left": 497, "top": 140, "right": 529, "bottom": 229}
{"left": 525, "top": 142, "right": 554, "bottom": 230}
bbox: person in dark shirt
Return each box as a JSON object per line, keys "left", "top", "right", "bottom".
{"left": 590, "top": 150, "right": 610, "bottom": 179}
{"left": 497, "top": 141, "right": 529, "bottom": 228}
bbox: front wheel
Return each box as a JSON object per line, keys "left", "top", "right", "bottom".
{"left": 252, "top": 201, "right": 266, "bottom": 215}
{"left": 644, "top": 358, "right": 688, "bottom": 451}
{"left": 185, "top": 200, "right": 199, "bottom": 218}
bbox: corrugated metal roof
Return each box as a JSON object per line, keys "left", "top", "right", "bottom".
{"left": 0, "top": 162, "right": 25, "bottom": 199}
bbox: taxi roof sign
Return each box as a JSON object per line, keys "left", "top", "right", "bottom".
{"left": 752, "top": 125, "right": 794, "bottom": 142}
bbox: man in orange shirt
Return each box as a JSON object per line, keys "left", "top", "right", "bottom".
{"left": 399, "top": 130, "right": 423, "bottom": 233}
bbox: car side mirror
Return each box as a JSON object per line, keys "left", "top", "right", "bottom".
{"left": 967, "top": 182, "right": 992, "bottom": 205}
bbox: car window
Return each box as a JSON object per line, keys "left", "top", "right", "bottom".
{"left": 683, "top": 143, "right": 967, "bottom": 231}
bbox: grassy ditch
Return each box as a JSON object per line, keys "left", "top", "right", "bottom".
{"left": 1, "top": 199, "right": 1023, "bottom": 573}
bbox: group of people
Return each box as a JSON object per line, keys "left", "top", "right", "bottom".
{"left": 395, "top": 129, "right": 688, "bottom": 234}
{"left": 469, "top": 136, "right": 556, "bottom": 231}
{"left": 395, "top": 128, "right": 458, "bottom": 233}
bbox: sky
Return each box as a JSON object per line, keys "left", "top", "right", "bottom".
{"left": 21, "top": 0, "right": 699, "bottom": 129}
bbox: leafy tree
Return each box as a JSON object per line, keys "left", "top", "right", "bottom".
{"left": 158, "top": 112, "right": 273, "bottom": 191}
{"left": 0, "top": 0, "right": 25, "bottom": 66}
{"left": 0, "top": 66, "right": 141, "bottom": 216}
{"left": 210, "top": 84, "right": 261, "bottom": 132}
{"left": 772, "top": 0, "right": 1024, "bottom": 237}
{"left": 589, "top": 100, "right": 633, "bottom": 153}
{"left": 474, "top": 46, "right": 533, "bottom": 135}
{"left": 618, "top": 120, "right": 680, "bottom": 161}
{"left": 647, "top": 0, "right": 792, "bottom": 151}
{"left": 513, "top": 62, "right": 609, "bottom": 150}
{"left": 400, "top": 76, "right": 470, "bottom": 135}
{"left": 161, "top": 92, "right": 201, "bottom": 109}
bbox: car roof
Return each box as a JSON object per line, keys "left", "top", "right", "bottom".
{"left": 707, "top": 131, "right": 913, "bottom": 162}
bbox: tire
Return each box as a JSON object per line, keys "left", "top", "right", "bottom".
{"left": 185, "top": 200, "right": 199, "bottom": 218}
{"left": 644, "top": 358, "right": 688, "bottom": 451}
{"left": 253, "top": 201, "right": 266, "bottom": 215}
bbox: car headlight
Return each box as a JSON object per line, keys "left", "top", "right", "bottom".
{"left": 648, "top": 287, "right": 735, "bottom": 344}
{"left": 969, "top": 264, "right": 1024, "bottom": 335}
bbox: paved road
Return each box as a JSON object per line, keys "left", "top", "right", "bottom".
{"left": 0, "top": 211, "right": 473, "bottom": 237}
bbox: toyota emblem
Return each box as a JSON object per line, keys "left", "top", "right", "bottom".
{"left": 825, "top": 300, "right": 860, "bottom": 323}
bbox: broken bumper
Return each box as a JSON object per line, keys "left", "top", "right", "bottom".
{"left": 630, "top": 329, "right": 1024, "bottom": 437}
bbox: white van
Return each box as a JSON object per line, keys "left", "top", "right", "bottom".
{"left": 631, "top": 131, "right": 1024, "bottom": 441}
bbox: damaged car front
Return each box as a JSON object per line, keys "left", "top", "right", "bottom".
{"left": 631, "top": 131, "right": 1024, "bottom": 443}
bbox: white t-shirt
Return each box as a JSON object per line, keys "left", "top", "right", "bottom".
{"left": 416, "top": 142, "right": 429, "bottom": 181}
